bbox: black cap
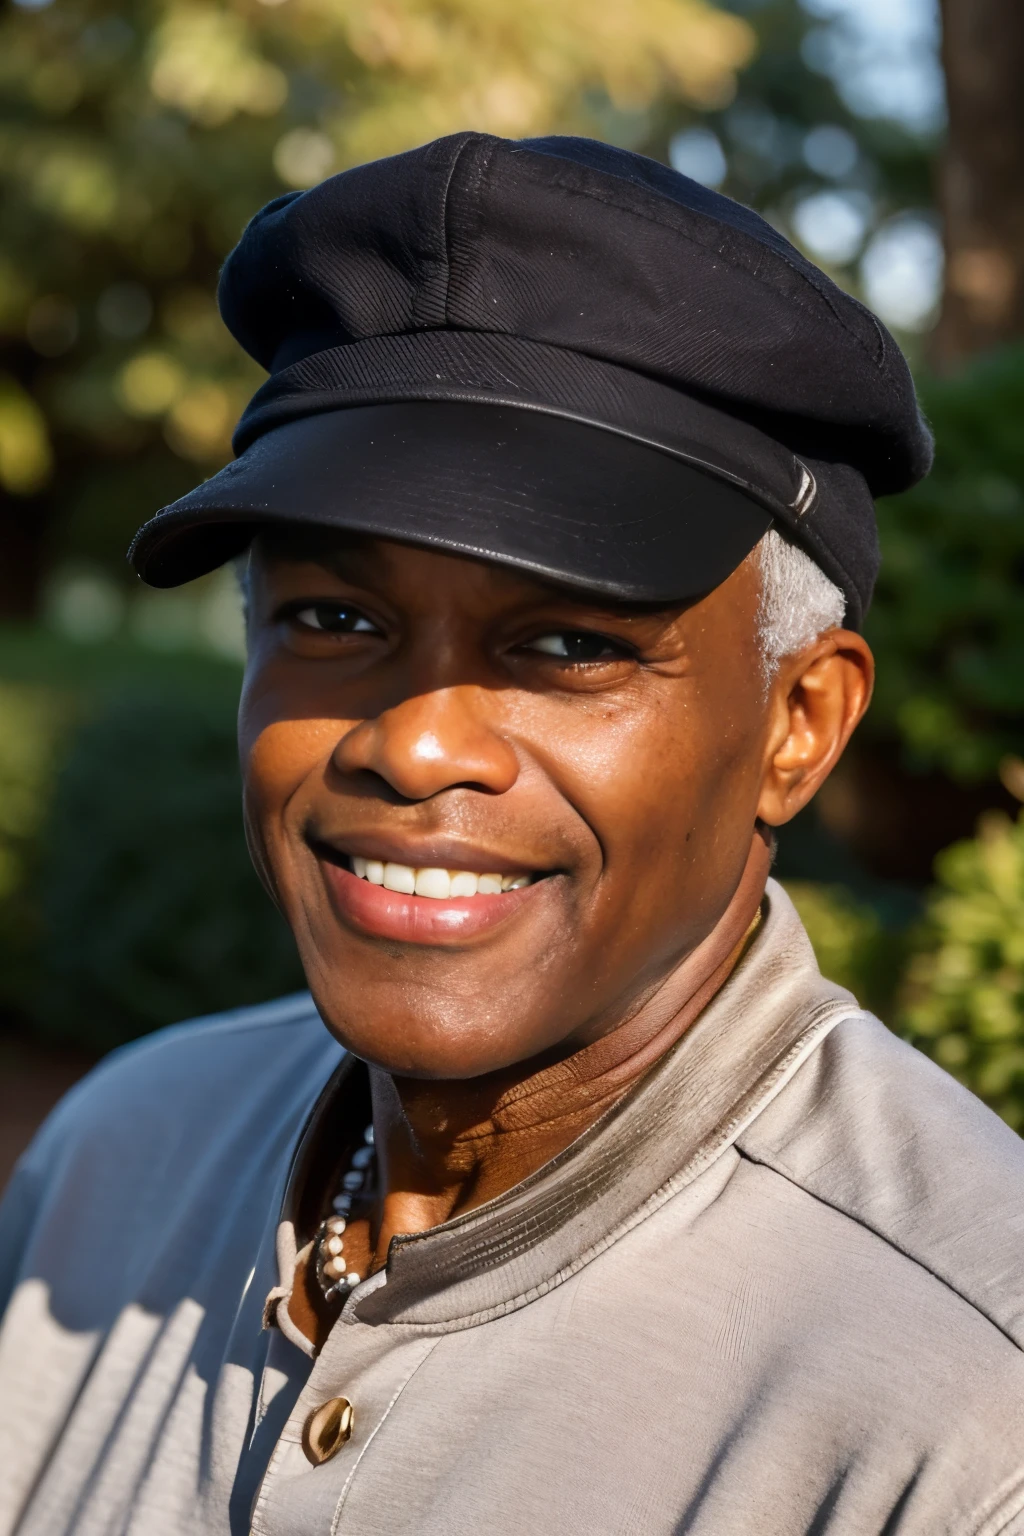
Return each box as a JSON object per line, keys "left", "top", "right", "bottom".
{"left": 129, "top": 132, "right": 934, "bottom": 628}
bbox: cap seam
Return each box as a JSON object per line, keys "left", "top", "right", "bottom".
{"left": 447, "top": 133, "right": 501, "bottom": 328}
{"left": 499, "top": 150, "right": 885, "bottom": 370}
{"left": 440, "top": 133, "right": 490, "bottom": 330}
{"left": 413, "top": 136, "right": 476, "bottom": 328}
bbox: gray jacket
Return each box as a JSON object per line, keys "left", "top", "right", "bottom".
{"left": 3, "top": 881, "right": 1024, "bottom": 1535}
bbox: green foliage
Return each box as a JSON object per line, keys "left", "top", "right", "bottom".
{"left": 0, "top": 627, "right": 303, "bottom": 1051}
{"left": 32, "top": 685, "right": 304, "bottom": 1052}
{"left": 0, "top": 681, "right": 77, "bottom": 1007}
{"left": 781, "top": 880, "right": 908, "bottom": 1020}
{"left": 867, "top": 347, "right": 1024, "bottom": 782}
{"left": 788, "top": 813, "right": 1024, "bottom": 1135}
{"left": 899, "top": 809, "right": 1024, "bottom": 1130}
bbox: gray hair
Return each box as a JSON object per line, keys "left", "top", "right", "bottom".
{"left": 757, "top": 528, "right": 846, "bottom": 677}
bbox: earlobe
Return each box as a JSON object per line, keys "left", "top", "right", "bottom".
{"left": 756, "top": 629, "right": 874, "bottom": 828}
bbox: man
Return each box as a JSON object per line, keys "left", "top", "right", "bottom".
{"left": 3, "top": 133, "right": 1024, "bottom": 1535}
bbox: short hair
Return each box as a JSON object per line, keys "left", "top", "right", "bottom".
{"left": 757, "top": 528, "right": 846, "bottom": 676}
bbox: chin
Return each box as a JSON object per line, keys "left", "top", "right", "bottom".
{"left": 308, "top": 988, "right": 561, "bottom": 1082}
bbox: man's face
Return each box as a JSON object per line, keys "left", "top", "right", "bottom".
{"left": 240, "top": 531, "right": 778, "bottom": 1079}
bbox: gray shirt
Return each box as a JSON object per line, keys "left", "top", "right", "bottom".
{"left": 3, "top": 880, "right": 1024, "bottom": 1535}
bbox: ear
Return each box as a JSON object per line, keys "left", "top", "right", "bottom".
{"left": 756, "top": 629, "right": 874, "bottom": 827}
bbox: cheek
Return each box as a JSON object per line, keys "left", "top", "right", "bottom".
{"left": 239, "top": 654, "right": 351, "bottom": 802}
{"left": 239, "top": 713, "right": 347, "bottom": 896}
{"left": 242, "top": 717, "right": 337, "bottom": 802}
{"left": 539, "top": 682, "right": 766, "bottom": 880}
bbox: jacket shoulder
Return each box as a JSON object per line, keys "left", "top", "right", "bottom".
{"left": 0, "top": 994, "right": 342, "bottom": 1309}
{"left": 31, "top": 992, "right": 331, "bottom": 1146}
{"left": 739, "top": 1011, "right": 1024, "bottom": 1349}
{"left": 4, "top": 993, "right": 339, "bottom": 1222}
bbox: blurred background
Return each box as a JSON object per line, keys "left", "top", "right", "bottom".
{"left": 2, "top": 0, "right": 1024, "bottom": 1179}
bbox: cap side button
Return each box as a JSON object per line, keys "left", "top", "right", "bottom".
{"left": 791, "top": 463, "right": 817, "bottom": 517}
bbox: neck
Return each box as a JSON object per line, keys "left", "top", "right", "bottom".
{"left": 365, "top": 833, "right": 772, "bottom": 1267}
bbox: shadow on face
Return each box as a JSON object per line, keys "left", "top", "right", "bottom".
{"left": 236, "top": 527, "right": 869, "bottom": 1080}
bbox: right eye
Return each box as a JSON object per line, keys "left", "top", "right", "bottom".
{"left": 290, "top": 604, "right": 381, "bottom": 635}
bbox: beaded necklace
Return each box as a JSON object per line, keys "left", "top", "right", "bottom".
{"left": 313, "top": 1124, "right": 377, "bottom": 1303}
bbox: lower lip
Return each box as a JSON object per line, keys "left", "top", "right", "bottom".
{"left": 320, "top": 862, "right": 547, "bottom": 944}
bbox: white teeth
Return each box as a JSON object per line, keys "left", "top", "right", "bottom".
{"left": 415, "top": 868, "right": 450, "bottom": 899}
{"left": 349, "top": 858, "right": 534, "bottom": 899}
{"left": 383, "top": 862, "right": 416, "bottom": 894}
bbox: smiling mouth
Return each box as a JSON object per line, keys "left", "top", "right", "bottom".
{"left": 343, "top": 855, "right": 537, "bottom": 900}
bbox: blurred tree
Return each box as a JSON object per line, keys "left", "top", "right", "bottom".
{"left": 643, "top": 0, "right": 943, "bottom": 339}
{"left": 0, "top": 0, "right": 753, "bottom": 618}
{"left": 934, "top": 0, "right": 1024, "bottom": 365}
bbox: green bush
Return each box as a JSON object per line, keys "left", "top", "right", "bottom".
{"left": 30, "top": 685, "right": 304, "bottom": 1052}
{"left": 0, "top": 627, "right": 304, "bottom": 1051}
{"left": 898, "top": 808, "right": 1024, "bottom": 1130}
{"left": 0, "top": 681, "right": 78, "bottom": 1010}
{"left": 781, "top": 881, "right": 908, "bottom": 1020}
{"left": 868, "top": 346, "right": 1024, "bottom": 782}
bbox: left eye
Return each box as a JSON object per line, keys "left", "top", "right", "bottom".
{"left": 524, "top": 632, "right": 626, "bottom": 661}
{"left": 292, "top": 605, "right": 380, "bottom": 634}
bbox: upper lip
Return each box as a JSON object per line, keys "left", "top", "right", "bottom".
{"left": 309, "top": 832, "right": 554, "bottom": 877}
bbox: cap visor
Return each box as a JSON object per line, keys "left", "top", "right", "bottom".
{"left": 130, "top": 402, "right": 773, "bottom": 601}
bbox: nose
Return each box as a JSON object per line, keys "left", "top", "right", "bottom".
{"left": 332, "top": 686, "right": 520, "bottom": 800}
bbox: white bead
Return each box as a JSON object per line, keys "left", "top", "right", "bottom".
{"left": 345, "top": 1271, "right": 361, "bottom": 1288}
{"left": 351, "top": 1146, "right": 373, "bottom": 1169}
{"left": 364, "top": 1125, "right": 374, "bottom": 1144}
{"left": 326, "top": 1216, "right": 346, "bottom": 1234}
{"left": 342, "top": 1170, "right": 363, "bottom": 1190}
{"left": 332, "top": 1195, "right": 352, "bottom": 1214}
{"left": 324, "top": 1257, "right": 344, "bottom": 1280}
{"left": 326, "top": 1235, "right": 343, "bottom": 1256}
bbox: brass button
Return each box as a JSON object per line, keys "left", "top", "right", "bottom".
{"left": 302, "top": 1397, "right": 354, "bottom": 1465}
